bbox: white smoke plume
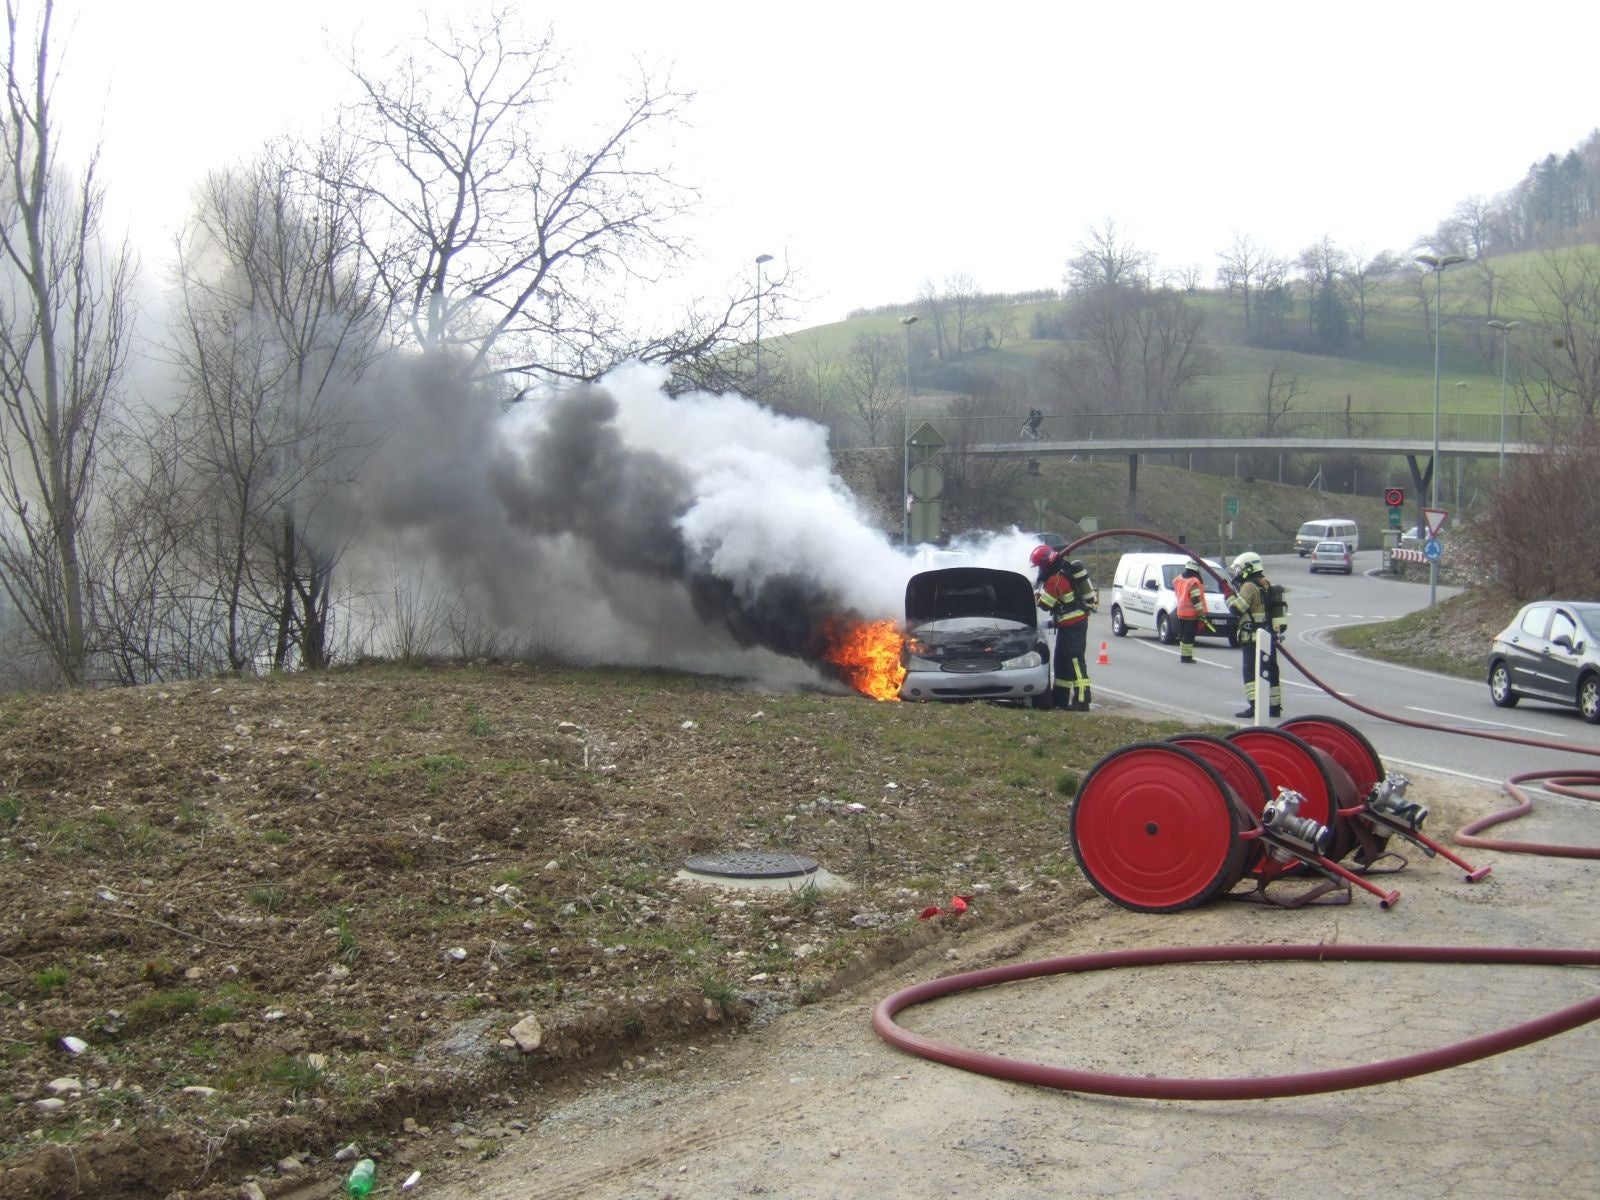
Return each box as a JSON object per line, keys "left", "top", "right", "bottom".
{"left": 331, "top": 356, "right": 1043, "bottom": 684}
{"left": 332, "top": 359, "right": 1039, "bottom": 686}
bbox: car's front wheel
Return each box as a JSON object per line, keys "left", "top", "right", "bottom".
{"left": 1489, "top": 661, "right": 1519, "bottom": 708}
{"left": 1110, "top": 606, "right": 1127, "bottom": 637}
{"left": 1579, "top": 673, "right": 1600, "bottom": 724}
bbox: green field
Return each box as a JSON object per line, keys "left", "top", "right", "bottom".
{"left": 767, "top": 249, "right": 1574, "bottom": 421}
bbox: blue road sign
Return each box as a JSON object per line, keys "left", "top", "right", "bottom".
{"left": 1423, "top": 537, "right": 1442, "bottom": 562}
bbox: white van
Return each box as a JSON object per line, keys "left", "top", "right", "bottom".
{"left": 1294, "top": 519, "right": 1359, "bottom": 557}
{"left": 1108, "top": 554, "right": 1240, "bottom": 646}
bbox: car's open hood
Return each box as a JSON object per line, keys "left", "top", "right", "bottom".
{"left": 904, "top": 567, "right": 1037, "bottom": 627}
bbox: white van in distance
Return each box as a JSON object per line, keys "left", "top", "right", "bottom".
{"left": 1108, "top": 553, "right": 1240, "bottom": 646}
{"left": 1294, "top": 519, "right": 1359, "bottom": 556}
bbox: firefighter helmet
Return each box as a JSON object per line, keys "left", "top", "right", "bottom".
{"left": 1230, "top": 551, "right": 1264, "bottom": 579}
{"left": 1029, "top": 544, "right": 1055, "bottom": 568}
{"left": 1182, "top": 564, "right": 1202, "bottom": 579}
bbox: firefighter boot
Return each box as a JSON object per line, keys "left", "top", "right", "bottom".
{"left": 1075, "top": 686, "right": 1092, "bottom": 712}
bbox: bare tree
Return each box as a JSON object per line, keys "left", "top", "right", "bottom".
{"left": 1513, "top": 246, "right": 1600, "bottom": 425}
{"left": 0, "top": 0, "right": 135, "bottom": 686}
{"left": 1339, "top": 249, "right": 1399, "bottom": 345}
{"left": 88, "top": 408, "right": 216, "bottom": 683}
{"left": 333, "top": 3, "right": 772, "bottom": 393}
{"left": 1431, "top": 195, "right": 1498, "bottom": 258}
{"left": 934, "top": 386, "right": 1027, "bottom": 530}
{"left": 1410, "top": 266, "right": 1436, "bottom": 346}
{"left": 1479, "top": 421, "right": 1600, "bottom": 600}
{"left": 784, "top": 336, "right": 841, "bottom": 428}
{"left": 1132, "top": 289, "right": 1215, "bottom": 410}
{"left": 917, "top": 280, "right": 952, "bottom": 363}
{"left": 1066, "top": 219, "right": 1151, "bottom": 294}
{"left": 1215, "top": 233, "right": 1273, "bottom": 335}
{"left": 840, "top": 332, "right": 901, "bottom": 445}
{"left": 1260, "top": 365, "right": 1305, "bottom": 436}
{"left": 166, "top": 145, "right": 387, "bottom": 672}
{"left": 1166, "top": 264, "right": 1204, "bottom": 294}
{"left": 1297, "top": 236, "right": 1349, "bottom": 348}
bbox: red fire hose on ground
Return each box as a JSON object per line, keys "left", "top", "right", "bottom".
{"left": 872, "top": 944, "right": 1600, "bottom": 1099}
{"left": 875, "top": 529, "right": 1600, "bottom": 1095}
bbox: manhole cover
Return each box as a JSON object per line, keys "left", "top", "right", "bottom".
{"left": 683, "top": 851, "right": 819, "bottom": 879}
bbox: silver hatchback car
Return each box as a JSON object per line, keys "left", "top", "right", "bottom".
{"left": 1308, "top": 539, "right": 1353, "bottom": 575}
{"left": 1487, "top": 600, "right": 1600, "bottom": 723}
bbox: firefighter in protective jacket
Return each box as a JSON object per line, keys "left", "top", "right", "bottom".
{"left": 1030, "top": 544, "right": 1097, "bottom": 711}
{"left": 1174, "top": 564, "right": 1207, "bottom": 664}
{"left": 1226, "top": 550, "right": 1288, "bottom": 718}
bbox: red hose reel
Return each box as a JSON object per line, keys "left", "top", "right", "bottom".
{"left": 1069, "top": 714, "right": 1490, "bottom": 912}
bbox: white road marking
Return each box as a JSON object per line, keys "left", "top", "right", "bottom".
{"left": 1404, "top": 706, "right": 1569, "bottom": 739}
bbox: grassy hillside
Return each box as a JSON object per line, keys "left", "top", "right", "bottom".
{"left": 774, "top": 249, "right": 1572, "bottom": 420}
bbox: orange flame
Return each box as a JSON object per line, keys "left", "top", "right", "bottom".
{"left": 817, "top": 616, "right": 907, "bottom": 701}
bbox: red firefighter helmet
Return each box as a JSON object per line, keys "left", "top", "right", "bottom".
{"left": 1029, "top": 544, "right": 1055, "bottom": 568}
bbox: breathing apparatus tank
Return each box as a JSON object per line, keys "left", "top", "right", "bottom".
{"left": 1265, "top": 582, "right": 1289, "bottom": 633}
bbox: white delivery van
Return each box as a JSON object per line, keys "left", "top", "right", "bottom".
{"left": 1294, "top": 519, "right": 1359, "bottom": 556}
{"left": 1108, "top": 553, "right": 1239, "bottom": 646}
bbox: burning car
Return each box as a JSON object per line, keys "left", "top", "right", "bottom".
{"left": 898, "top": 566, "right": 1052, "bottom": 707}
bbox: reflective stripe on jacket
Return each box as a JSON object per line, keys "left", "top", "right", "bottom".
{"left": 1038, "top": 572, "right": 1088, "bottom": 625}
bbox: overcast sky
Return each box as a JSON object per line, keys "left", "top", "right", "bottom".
{"left": 54, "top": 0, "right": 1600, "bottom": 331}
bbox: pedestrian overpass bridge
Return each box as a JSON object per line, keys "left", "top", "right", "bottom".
{"left": 902, "top": 409, "right": 1548, "bottom": 530}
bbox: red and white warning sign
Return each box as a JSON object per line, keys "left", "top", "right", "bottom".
{"left": 1422, "top": 507, "right": 1448, "bottom": 538}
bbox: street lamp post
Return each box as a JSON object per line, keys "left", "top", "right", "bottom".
{"left": 753, "top": 254, "right": 773, "bottom": 395}
{"left": 1487, "top": 318, "right": 1521, "bottom": 478}
{"left": 1414, "top": 252, "right": 1466, "bottom": 606}
{"left": 900, "top": 315, "right": 918, "bottom": 547}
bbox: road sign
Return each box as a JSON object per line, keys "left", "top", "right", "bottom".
{"left": 1423, "top": 538, "right": 1442, "bottom": 562}
{"left": 1384, "top": 487, "right": 1405, "bottom": 507}
{"left": 1225, "top": 496, "right": 1239, "bottom": 517}
{"left": 1387, "top": 509, "right": 1402, "bottom": 529}
{"left": 907, "top": 462, "right": 943, "bottom": 501}
{"left": 1422, "top": 507, "right": 1448, "bottom": 538}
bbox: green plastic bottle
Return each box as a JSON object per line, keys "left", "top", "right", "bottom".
{"left": 346, "top": 1158, "right": 377, "bottom": 1198}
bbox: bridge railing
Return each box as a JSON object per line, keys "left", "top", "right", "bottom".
{"left": 910, "top": 410, "right": 1546, "bottom": 447}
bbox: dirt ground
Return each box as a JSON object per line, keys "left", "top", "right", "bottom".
{"left": 2, "top": 665, "right": 1598, "bottom": 1199}
{"left": 417, "top": 771, "right": 1600, "bottom": 1200}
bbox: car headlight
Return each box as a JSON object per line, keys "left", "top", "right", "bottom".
{"left": 904, "top": 654, "right": 941, "bottom": 671}
{"left": 1001, "top": 651, "right": 1043, "bottom": 670}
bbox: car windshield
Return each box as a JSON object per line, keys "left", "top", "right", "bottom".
{"left": 1158, "top": 560, "right": 1226, "bottom": 588}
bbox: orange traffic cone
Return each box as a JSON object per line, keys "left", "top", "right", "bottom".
{"left": 1096, "top": 641, "right": 1110, "bottom": 665}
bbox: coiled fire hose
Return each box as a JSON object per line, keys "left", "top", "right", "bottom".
{"left": 874, "top": 529, "right": 1600, "bottom": 1095}
{"left": 872, "top": 944, "right": 1600, "bottom": 1099}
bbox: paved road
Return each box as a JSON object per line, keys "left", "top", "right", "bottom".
{"left": 1089, "top": 550, "right": 1600, "bottom": 791}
